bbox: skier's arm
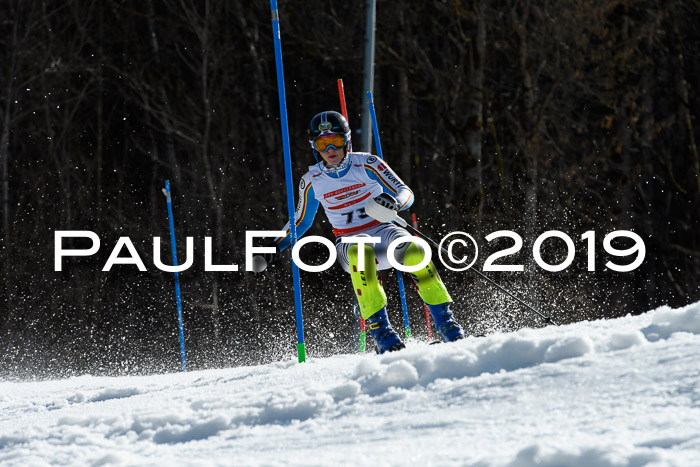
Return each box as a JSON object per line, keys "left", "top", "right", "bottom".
{"left": 364, "top": 157, "right": 414, "bottom": 211}
{"left": 274, "top": 175, "right": 319, "bottom": 252}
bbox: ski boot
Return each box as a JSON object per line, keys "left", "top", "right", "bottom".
{"left": 366, "top": 307, "right": 405, "bottom": 354}
{"left": 427, "top": 302, "right": 465, "bottom": 342}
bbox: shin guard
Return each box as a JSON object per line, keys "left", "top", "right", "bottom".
{"left": 348, "top": 244, "right": 387, "bottom": 320}
{"left": 403, "top": 242, "right": 452, "bottom": 306}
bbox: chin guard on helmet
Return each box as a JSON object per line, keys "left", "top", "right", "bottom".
{"left": 319, "top": 153, "right": 351, "bottom": 175}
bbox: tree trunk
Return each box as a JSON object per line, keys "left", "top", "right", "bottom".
{"left": 398, "top": 8, "right": 411, "bottom": 185}
{"left": 467, "top": 1, "right": 486, "bottom": 231}
{"left": 512, "top": 0, "right": 539, "bottom": 272}
{"left": 147, "top": 0, "right": 182, "bottom": 187}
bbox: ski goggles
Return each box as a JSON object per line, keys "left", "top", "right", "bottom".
{"left": 313, "top": 134, "right": 346, "bottom": 152}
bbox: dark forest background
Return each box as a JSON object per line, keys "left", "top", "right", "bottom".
{"left": 1, "top": 0, "right": 698, "bottom": 379}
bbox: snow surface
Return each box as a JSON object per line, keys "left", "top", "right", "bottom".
{"left": 2, "top": 302, "right": 700, "bottom": 466}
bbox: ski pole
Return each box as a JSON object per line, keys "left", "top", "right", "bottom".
{"left": 367, "top": 91, "right": 412, "bottom": 341}
{"left": 412, "top": 213, "right": 434, "bottom": 340}
{"left": 270, "top": 0, "right": 306, "bottom": 362}
{"left": 372, "top": 210, "right": 558, "bottom": 326}
{"left": 163, "top": 180, "right": 187, "bottom": 372}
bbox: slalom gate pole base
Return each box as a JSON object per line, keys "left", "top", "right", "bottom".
{"left": 360, "top": 331, "right": 367, "bottom": 353}
{"left": 297, "top": 343, "right": 306, "bottom": 363}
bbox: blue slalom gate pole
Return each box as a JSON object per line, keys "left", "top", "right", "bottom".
{"left": 367, "top": 92, "right": 411, "bottom": 341}
{"left": 164, "top": 180, "right": 187, "bottom": 372}
{"left": 270, "top": 0, "right": 306, "bottom": 362}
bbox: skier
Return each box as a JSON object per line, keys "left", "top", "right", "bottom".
{"left": 256, "top": 110, "right": 464, "bottom": 353}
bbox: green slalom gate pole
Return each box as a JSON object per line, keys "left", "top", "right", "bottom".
{"left": 353, "top": 304, "right": 367, "bottom": 353}
{"left": 270, "top": 0, "right": 305, "bottom": 362}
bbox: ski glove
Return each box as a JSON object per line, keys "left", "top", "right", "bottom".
{"left": 365, "top": 193, "right": 400, "bottom": 223}
{"left": 252, "top": 242, "right": 279, "bottom": 274}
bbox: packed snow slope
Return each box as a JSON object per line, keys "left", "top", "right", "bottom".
{"left": 2, "top": 302, "right": 700, "bottom": 466}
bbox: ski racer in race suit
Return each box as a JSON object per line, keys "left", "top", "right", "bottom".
{"left": 260, "top": 111, "right": 464, "bottom": 353}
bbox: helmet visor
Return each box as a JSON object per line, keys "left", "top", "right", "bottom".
{"left": 313, "top": 134, "right": 346, "bottom": 153}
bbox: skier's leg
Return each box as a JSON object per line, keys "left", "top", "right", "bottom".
{"left": 404, "top": 242, "right": 465, "bottom": 342}
{"left": 348, "top": 244, "right": 404, "bottom": 353}
{"left": 403, "top": 242, "right": 451, "bottom": 305}
{"left": 348, "top": 244, "right": 386, "bottom": 320}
